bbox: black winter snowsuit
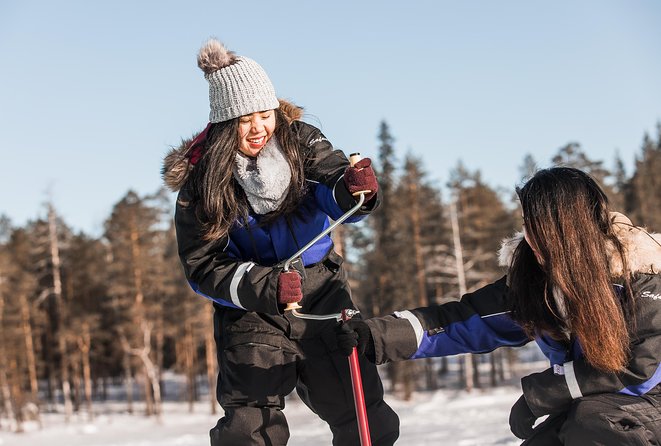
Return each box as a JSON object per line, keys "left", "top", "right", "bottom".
{"left": 363, "top": 228, "right": 661, "bottom": 445}
{"left": 165, "top": 107, "right": 399, "bottom": 446}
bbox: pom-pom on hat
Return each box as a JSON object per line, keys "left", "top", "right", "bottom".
{"left": 197, "top": 39, "right": 279, "bottom": 123}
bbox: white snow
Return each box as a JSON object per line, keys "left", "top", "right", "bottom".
{"left": 0, "top": 386, "right": 524, "bottom": 445}
{"left": 1, "top": 356, "right": 552, "bottom": 445}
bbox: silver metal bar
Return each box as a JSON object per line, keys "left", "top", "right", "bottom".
{"left": 291, "top": 308, "right": 360, "bottom": 321}
{"left": 291, "top": 309, "right": 342, "bottom": 320}
{"left": 283, "top": 193, "right": 365, "bottom": 271}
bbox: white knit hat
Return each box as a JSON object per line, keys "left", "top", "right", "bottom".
{"left": 197, "top": 39, "right": 279, "bottom": 123}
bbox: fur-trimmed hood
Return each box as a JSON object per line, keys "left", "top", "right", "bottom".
{"left": 498, "top": 212, "right": 661, "bottom": 276}
{"left": 161, "top": 99, "right": 304, "bottom": 192}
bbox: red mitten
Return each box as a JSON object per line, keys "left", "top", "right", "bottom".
{"left": 344, "top": 158, "right": 378, "bottom": 201}
{"left": 277, "top": 271, "right": 303, "bottom": 304}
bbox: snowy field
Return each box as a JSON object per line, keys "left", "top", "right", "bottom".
{"left": 1, "top": 352, "right": 551, "bottom": 446}
{"left": 0, "top": 386, "right": 524, "bottom": 446}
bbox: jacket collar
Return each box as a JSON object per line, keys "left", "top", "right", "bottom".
{"left": 498, "top": 212, "right": 661, "bottom": 276}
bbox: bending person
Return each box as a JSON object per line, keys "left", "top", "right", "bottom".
{"left": 337, "top": 167, "right": 661, "bottom": 445}
{"left": 163, "top": 39, "right": 399, "bottom": 446}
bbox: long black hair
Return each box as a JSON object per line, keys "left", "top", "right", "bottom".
{"left": 508, "top": 167, "right": 634, "bottom": 372}
{"left": 187, "top": 107, "right": 306, "bottom": 240}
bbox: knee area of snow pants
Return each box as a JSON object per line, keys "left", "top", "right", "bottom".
{"left": 523, "top": 392, "right": 661, "bottom": 446}
{"left": 559, "top": 393, "right": 661, "bottom": 446}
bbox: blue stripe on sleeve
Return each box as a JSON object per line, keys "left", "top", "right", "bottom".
{"left": 410, "top": 313, "right": 529, "bottom": 359}
{"left": 619, "top": 363, "right": 661, "bottom": 396}
{"left": 187, "top": 280, "right": 242, "bottom": 309}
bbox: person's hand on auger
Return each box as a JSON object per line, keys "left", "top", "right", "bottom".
{"left": 335, "top": 319, "right": 375, "bottom": 362}
{"left": 277, "top": 270, "right": 303, "bottom": 305}
{"left": 344, "top": 158, "right": 378, "bottom": 202}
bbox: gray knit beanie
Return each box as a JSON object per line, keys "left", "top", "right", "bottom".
{"left": 197, "top": 39, "right": 279, "bottom": 123}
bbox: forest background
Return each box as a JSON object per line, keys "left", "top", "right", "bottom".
{"left": 1, "top": 0, "right": 661, "bottom": 439}
{"left": 1, "top": 119, "right": 661, "bottom": 431}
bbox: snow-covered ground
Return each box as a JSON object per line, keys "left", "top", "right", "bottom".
{"left": 0, "top": 386, "right": 524, "bottom": 446}
{"left": 1, "top": 353, "right": 551, "bottom": 445}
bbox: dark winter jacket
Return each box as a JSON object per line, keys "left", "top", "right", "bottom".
{"left": 163, "top": 102, "right": 377, "bottom": 315}
{"left": 365, "top": 222, "right": 661, "bottom": 418}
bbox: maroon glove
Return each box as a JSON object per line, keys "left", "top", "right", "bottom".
{"left": 344, "top": 158, "right": 378, "bottom": 202}
{"left": 277, "top": 270, "right": 303, "bottom": 304}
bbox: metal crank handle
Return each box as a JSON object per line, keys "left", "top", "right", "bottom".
{"left": 281, "top": 195, "right": 363, "bottom": 314}
{"left": 289, "top": 308, "right": 361, "bottom": 321}
{"left": 283, "top": 153, "right": 367, "bottom": 273}
{"left": 282, "top": 153, "right": 367, "bottom": 313}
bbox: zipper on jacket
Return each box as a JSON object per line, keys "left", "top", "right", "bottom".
{"left": 242, "top": 216, "right": 262, "bottom": 264}
{"left": 285, "top": 215, "right": 302, "bottom": 252}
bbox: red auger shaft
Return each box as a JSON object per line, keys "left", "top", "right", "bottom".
{"left": 342, "top": 309, "right": 371, "bottom": 446}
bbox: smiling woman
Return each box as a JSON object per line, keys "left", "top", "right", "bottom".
{"left": 238, "top": 111, "right": 276, "bottom": 157}
{"left": 161, "top": 39, "right": 398, "bottom": 446}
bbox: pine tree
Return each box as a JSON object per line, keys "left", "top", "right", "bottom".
{"left": 60, "top": 232, "right": 111, "bottom": 420}
{"left": 551, "top": 142, "right": 618, "bottom": 203}
{"left": 519, "top": 153, "right": 538, "bottom": 183}
{"left": 627, "top": 129, "right": 661, "bottom": 231}
{"left": 0, "top": 219, "right": 20, "bottom": 431}
{"left": 1, "top": 221, "right": 45, "bottom": 429}
{"left": 397, "top": 154, "right": 449, "bottom": 390}
{"left": 359, "top": 121, "right": 399, "bottom": 318}
{"left": 610, "top": 152, "right": 628, "bottom": 212}
{"left": 26, "top": 206, "right": 75, "bottom": 420}
{"left": 160, "top": 213, "right": 214, "bottom": 414}
{"left": 447, "top": 162, "right": 516, "bottom": 389}
{"left": 105, "top": 190, "right": 165, "bottom": 418}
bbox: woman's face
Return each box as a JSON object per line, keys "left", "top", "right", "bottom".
{"left": 237, "top": 110, "right": 276, "bottom": 157}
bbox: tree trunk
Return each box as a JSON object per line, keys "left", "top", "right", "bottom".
{"left": 43, "top": 331, "right": 57, "bottom": 406}
{"left": 333, "top": 224, "right": 345, "bottom": 258}
{"left": 155, "top": 314, "right": 165, "bottom": 400}
{"left": 0, "top": 364, "right": 14, "bottom": 430}
{"left": 121, "top": 324, "right": 162, "bottom": 421}
{"left": 505, "top": 348, "right": 516, "bottom": 380}
{"left": 450, "top": 199, "right": 474, "bottom": 392}
{"left": 143, "top": 371, "right": 154, "bottom": 416}
{"left": 184, "top": 321, "right": 196, "bottom": 412}
{"left": 490, "top": 352, "right": 498, "bottom": 387}
{"left": 127, "top": 215, "right": 161, "bottom": 418}
{"left": 18, "top": 293, "right": 39, "bottom": 399}
{"left": 123, "top": 351, "right": 134, "bottom": 414}
{"left": 129, "top": 221, "right": 145, "bottom": 307}
{"left": 57, "top": 336, "right": 73, "bottom": 420}
{"left": 78, "top": 323, "right": 94, "bottom": 420}
{"left": 472, "top": 355, "right": 481, "bottom": 389}
{"left": 375, "top": 274, "right": 386, "bottom": 317}
{"left": 71, "top": 355, "right": 82, "bottom": 413}
{"left": 9, "top": 358, "right": 24, "bottom": 433}
{"left": 0, "top": 292, "right": 17, "bottom": 430}
{"left": 439, "top": 357, "right": 448, "bottom": 376}
{"left": 48, "top": 205, "right": 73, "bottom": 420}
{"left": 409, "top": 181, "right": 437, "bottom": 390}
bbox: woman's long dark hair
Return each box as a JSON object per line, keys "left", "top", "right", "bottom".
{"left": 508, "top": 167, "right": 634, "bottom": 372}
{"left": 188, "top": 107, "right": 305, "bottom": 240}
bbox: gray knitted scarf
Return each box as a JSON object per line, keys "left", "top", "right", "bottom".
{"left": 232, "top": 137, "right": 291, "bottom": 215}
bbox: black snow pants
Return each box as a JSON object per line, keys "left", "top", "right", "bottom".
{"left": 209, "top": 252, "right": 400, "bottom": 446}
{"left": 521, "top": 392, "right": 661, "bottom": 445}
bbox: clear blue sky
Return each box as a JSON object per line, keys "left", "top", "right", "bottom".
{"left": 1, "top": 1, "right": 660, "bottom": 236}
